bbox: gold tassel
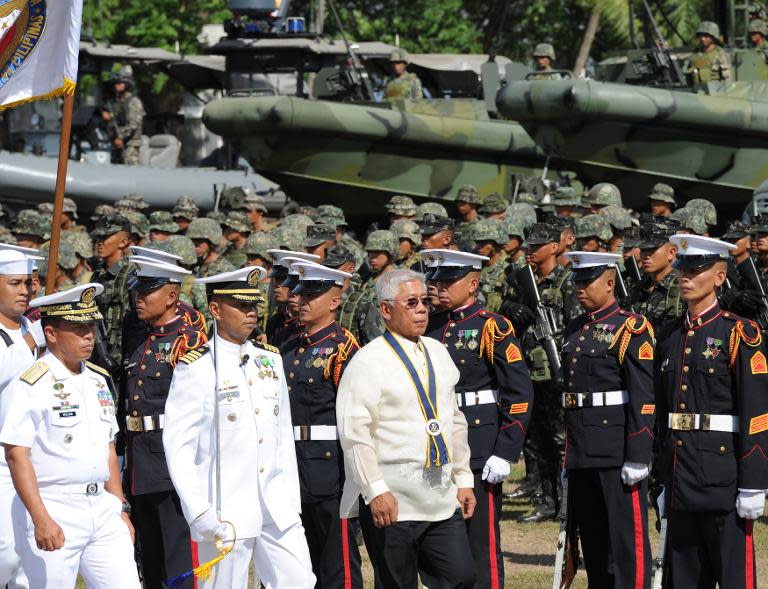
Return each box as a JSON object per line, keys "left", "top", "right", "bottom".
{"left": 479, "top": 317, "right": 515, "bottom": 364}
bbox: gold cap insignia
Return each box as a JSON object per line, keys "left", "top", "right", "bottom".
{"left": 680, "top": 238, "right": 688, "bottom": 250}
{"left": 297, "top": 266, "right": 306, "bottom": 276}
{"left": 80, "top": 287, "right": 96, "bottom": 306}
{"left": 246, "top": 269, "right": 260, "bottom": 287}
{"left": 572, "top": 255, "right": 581, "bottom": 264}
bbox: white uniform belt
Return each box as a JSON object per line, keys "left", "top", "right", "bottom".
{"left": 562, "top": 390, "right": 629, "bottom": 409}
{"left": 125, "top": 414, "right": 165, "bottom": 432}
{"left": 667, "top": 413, "right": 739, "bottom": 432}
{"left": 456, "top": 389, "right": 498, "bottom": 407}
{"left": 293, "top": 425, "right": 338, "bottom": 441}
{"left": 39, "top": 482, "right": 102, "bottom": 495}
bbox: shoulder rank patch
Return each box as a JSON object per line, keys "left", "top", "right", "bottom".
{"left": 255, "top": 341, "right": 280, "bottom": 354}
{"left": 641, "top": 404, "right": 655, "bottom": 415}
{"left": 509, "top": 402, "right": 528, "bottom": 415}
{"left": 20, "top": 361, "right": 49, "bottom": 385}
{"left": 179, "top": 345, "right": 210, "bottom": 365}
{"left": 638, "top": 341, "right": 654, "bottom": 361}
{"left": 750, "top": 351, "right": 767, "bottom": 375}
{"left": 749, "top": 412, "right": 768, "bottom": 435}
{"left": 84, "top": 361, "right": 110, "bottom": 377}
{"left": 505, "top": 342, "right": 522, "bottom": 363}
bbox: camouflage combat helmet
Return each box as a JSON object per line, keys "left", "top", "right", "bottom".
{"left": 479, "top": 192, "right": 508, "bottom": 214}
{"left": 473, "top": 218, "right": 508, "bottom": 245}
{"left": 172, "top": 195, "right": 200, "bottom": 219}
{"left": 533, "top": 43, "right": 556, "bottom": 60}
{"left": 37, "top": 202, "right": 54, "bottom": 214}
{"left": 390, "top": 48, "right": 410, "bottom": 63}
{"left": 186, "top": 217, "right": 223, "bottom": 244}
{"left": 13, "top": 209, "right": 49, "bottom": 238}
{"left": 116, "top": 192, "right": 149, "bottom": 211}
{"left": 91, "top": 204, "right": 116, "bottom": 222}
{"left": 598, "top": 205, "right": 633, "bottom": 231}
{"left": 670, "top": 208, "right": 707, "bottom": 235}
{"left": 584, "top": 183, "right": 622, "bottom": 207}
{"left": 415, "top": 202, "right": 448, "bottom": 221}
{"left": 456, "top": 184, "right": 483, "bottom": 205}
{"left": 244, "top": 231, "right": 277, "bottom": 260}
{"left": 697, "top": 20, "right": 722, "bottom": 39}
{"left": 110, "top": 64, "right": 135, "bottom": 87}
{"left": 317, "top": 204, "right": 347, "bottom": 227}
{"left": 148, "top": 211, "right": 180, "bottom": 234}
{"left": 685, "top": 198, "right": 717, "bottom": 226}
{"left": 63, "top": 231, "right": 93, "bottom": 260}
{"left": 271, "top": 225, "right": 303, "bottom": 252}
{"left": 297, "top": 205, "right": 320, "bottom": 221}
{"left": 749, "top": 19, "right": 768, "bottom": 35}
{"left": 123, "top": 211, "right": 149, "bottom": 239}
{"left": 40, "top": 240, "right": 77, "bottom": 271}
{"left": 222, "top": 211, "right": 252, "bottom": 234}
{"left": 575, "top": 214, "right": 613, "bottom": 242}
{"left": 503, "top": 217, "right": 526, "bottom": 240}
{"left": 364, "top": 229, "right": 399, "bottom": 259}
{"left": 553, "top": 186, "right": 581, "bottom": 207}
{"left": 389, "top": 219, "right": 421, "bottom": 244}
{"left": 151, "top": 236, "right": 196, "bottom": 267}
{"left": 648, "top": 183, "right": 676, "bottom": 205}
{"left": 61, "top": 198, "right": 78, "bottom": 218}
{"left": 505, "top": 203, "right": 537, "bottom": 228}
{"left": 281, "top": 213, "right": 315, "bottom": 233}
{"left": 241, "top": 190, "right": 268, "bottom": 214}
{"left": 386, "top": 195, "right": 417, "bottom": 216}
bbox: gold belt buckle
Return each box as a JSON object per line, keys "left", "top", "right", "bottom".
{"left": 300, "top": 425, "right": 310, "bottom": 441}
{"left": 674, "top": 413, "right": 694, "bottom": 430}
{"left": 564, "top": 393, "right": 578, "bottom": 409}
{"left": 127, "top": 416, "right": 141, "bottom": 432}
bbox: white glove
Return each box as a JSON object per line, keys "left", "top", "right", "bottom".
{"left": 190, "top": 508, "right": 228, "bottom": 541}
{"left": 28, "top": 320, "right": 45, "bottom": 347}
{"left": 482, "top": 455, "right": 511, "bottom": 485}
{"left": 621, "top": 462, "right": 649, "bottom": 486}
{"left": 656, "top": 488, "right": 665, "bottom": 519}
{"left": 736, "top": 489, "right": 766, "bottom": 520}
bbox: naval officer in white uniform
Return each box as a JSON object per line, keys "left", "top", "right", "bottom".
{"left": 163, "top": 266, "right": 314, "bottom": 589}
{"left": 0, "top": 283, "right": 140, "bottom": 589}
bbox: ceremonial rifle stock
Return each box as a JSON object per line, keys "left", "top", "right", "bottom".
{"left": 626, "top": 255, "right": 643, "bottom": 285}
{"left": 652, "top": 516, "right": 668, "bottom": 589}
{"left": 552, "top": 475, "right": 578, "bottom": 588}
{"left": 520, "top": 264, "right": 563, "bottom": 383}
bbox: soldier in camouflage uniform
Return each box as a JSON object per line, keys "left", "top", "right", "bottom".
{"left": 221, "top": 211, "right": 252, "bottom": 267}
{"left": 505, "top": 202, "right": 537, "bottom": 229}
{"left": 317, "top": 205, "right": 365, "bottom": 268}
{"left": 530, "top": 43, "right": 562, "bottom": 79}
{"left": 59, "top": 197, "right": 86, "bottom": 233}
{"left": 390, "top": 219, "right": 422, "bottom": 269}
{"left": 385, "top": 195, "right": 417, "bottom": 223}
{"left": 237, "top": 189, "right": 268, "bottom": 233}
{"left": 685, "top": 198, "right": 718, "bottom": 233}
{"left": 38, "top": 240, "right": 78, "bottom": 294}
{"left": 186, "top": 218, "right": 235, "bottom": 278}
{"left": 172, "top": 196, "right": 199, "bottom": 234}
{"left": 244, "top": 231, "right": 278, "bottom": 333}
{"left": 478, "top": 192, "right": 508, "bottom": 220}
{"left": 103, "top": 66, "right": 145, "bottom": 165}
{"left": 116, "top": 192, "right": 150, "bottom": 215}
{"left": 384, "top": 48, "right": 423, "bottom": 101}
{"left": 123, "top": 211, "right": 150, "bottom": 246}
{"left": 598, "top": 205, "right": 633, "bottom": 253}
{"left": 575, "top": 214, "right": 613, "bottom": 252}
{"left": 583, "top": 182, "right": 623, "bottom": 214}
{"left": 670, "top": 207, "right": 709, "bottom": 236}
{"left": 281, "top": 213, "right": 316, "bottom": 235}
{"left": 632, "top": 221, "right": 684, "bottom": 332}
{"left": 419, "top": 213, "right": 455, "bottom": 250}
{"left": 719, "top": 221, "right": 763, "bottom": 321}
{"left": 648, "top": 183, "right": 676, "bottom": 217}
{"left": 62, "top": 231, "right": 95, "bottom": 285}
{"left": 752, "top": 214, "right": 768, "bottom": 281}
{"left": 474, "top": 219, "right": 510, "bottom": 313}
{"left": 687, "top": 21, "right": 732, "bottom": 83}
{"left": 338, "top": 230, "right": 398, "bottom": 346}
{"left": 502, "top": 217, "right": 528, "bottom": 272}
{"left": 12, "top": 209, "right": 50, "bottom": 250}
{"left": 414, "top": 201, "right": 448, "bottom": 222}
{"left": 91, "top": 204, "right": 117, "bottom": 222}
{"left": 749, "top": 18, "right": 768, "bottom": 49}
{"left": 272, "top": 224, "right": 304, "bottom": 252}
{"left": 455, "top": 184, "right": 484, "bottom": 248}
{"left": 552, "top": 186, "right": 583, "bottom": 219}
{"left": 303, "top": 223, "right": 337, "bottom": 261}
{"left": 147, "top": 211, "right": 179, "bottom": 242}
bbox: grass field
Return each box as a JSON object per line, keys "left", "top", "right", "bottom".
{"left": 76, "top": 463, "right": 768, "bottom": 588}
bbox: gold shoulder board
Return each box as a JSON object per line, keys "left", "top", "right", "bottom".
{"left": 20, "top": 361, "right": 49, "bottom": 385}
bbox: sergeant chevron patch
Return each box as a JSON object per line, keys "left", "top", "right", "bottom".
{"left": 749, "top": 413, "right": 768, "bottom": 435}
{"left": 506, "top": 343, "right": 522, "bottom": 363}
{"left": 509, "top": 402, "right": 528, "bottom": 415}
{"left": 638, "top": 341, "right": 653, "bottom": 361}
{"left": 751, "top": 351, "right": 767, "bottom": 375}
{"left": 641, "top": 404, "right": 655, "bottom": 415}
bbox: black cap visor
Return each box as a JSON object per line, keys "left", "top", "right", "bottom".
{"left": 570, "top": 265, "right": 611, "bottom": 283}
{"left": 292, "top": 279, "right": 341, "bottom": 295}
{"left": 128, "top": 275, "right": 172, "bottom": 292}
{"left": 673, "top": 254, "right": 723, "bottom": 270}
{"left": 432, "top": 265, "right": 476, "bottom": 281}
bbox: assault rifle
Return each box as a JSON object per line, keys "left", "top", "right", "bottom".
{"left": 740, "top": 257, "right": 768, "bottom": 330}
{"left": 519, "top": 264, "right": 563, "bottom": 383}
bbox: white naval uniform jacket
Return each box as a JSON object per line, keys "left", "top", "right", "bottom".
{"left": 163, "top": 336, "right": 301, "bottom": 542}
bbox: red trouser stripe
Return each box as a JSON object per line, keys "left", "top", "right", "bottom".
{"left": 190, "top": 538, "right": 199, "bottom": 589}
{"left": 631, "top": 485, "right": 644, "bottom": 589}
{"left": 488, "top": 483, "right": 499, "bottom": 589}
{"left": 746, "top": 519, "right": 755, "bottom": 589}
{"left": 341, "top": 517, "right": 352, "bottom": 589}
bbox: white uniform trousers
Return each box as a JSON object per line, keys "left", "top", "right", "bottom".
{"left": 11, "top": 490, "right": 140, "bottom": 589}
{"left": 196, "top": 520, "right": 315, "bottom": 589}
{"left": 0, "top": 475, "right": 27, "bottom": 588}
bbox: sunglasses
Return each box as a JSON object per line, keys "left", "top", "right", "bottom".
{"left": 386, "top": 296, "right": 431, "bottom": 310}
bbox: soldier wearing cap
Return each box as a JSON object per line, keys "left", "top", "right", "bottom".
{"left": 317, "top": 207, "right": 365, "bottom": 268}
{"left": 385, "top": 195, "right": 417, "bottom": 223}
{"left": 163, "top": 267, "right": 315, "bottom": 589}
{"left": 419, "top": 214, "right": 455, "bottom": 251}
{"left": 455, "top": 185, "right": 483, "bottom": 243}
{"left": 303, "top": 224, "right": 337, "bottom": 261}
{"left": 221, "top": 211, "right": 252, "bottom": 268}
{"left": 583, "top": 183, "right": 623, "bottom": 214}
{"left": 654, "top": 235, "right": 768, "bottom": 587}
{"left": 122, "top": 211, "right": 149, "bottom": 246}
{"left": 749, "top": 18, "right": 768, "bottom": 49}
{"left": 102, "top": 65, "right": 145, "bottom": 165}
{"left": 752, "top": 213, "right": 768, "bottom": 280}
{"left": 502, "top": 217, "right": 527, "bottom": 272}
{"left": 172, "top": 196, "right": 200, "bottom": 234}
{"left": 575, "top": 214, "right": 613, "bottom": 252}
{"left": 91, "top": 204, "right": 117, "bottom": 223}
{"left": 116, "top": 193, "right": 150, "bottom": 215}
{"left": 474, "top": 219, "right": 510, "bottom": 314}
{"left": 718, "top": 221, "right": 763, "bottom": 322}
{"left": 687, "top": 21, "right": 732, "bottom": 83}
{"left": 58, "top": 198, "right": 86, "bottom": 233}
{"left": 13, "top": 209, "right": 49, "bottom": 250}
{"left": 147, "top": 211, "right": 179, "bottom": 243}
{"left": 187, "top": 218, "right": 236, "bottom": 279}
{"left": 390, "top": 219, "right": 422, "bottom": 269}
{"left": 281, "top": 262, "right": 363, "bottom": 588}
{"left": 632, "top": 221, "right": 684, "bottom": 332}
{"left": 649, "top": 183, "right": 676, "bottom": 217}
{"left": 561, "top": 252, "right": 655, "bottom": 587}
{"left": 0, "top": 249, "right": 44, "bottom": 588}
{"left": 1, "top": 283, "right": 140, "bottom": 588}
{"left": 478, "top": 192, "right": 507, "bottom": 220}
{"left": 384, "top": 48, "right": 422, "bottom": 101}
{"left": 121, "top": 259, "right": 207, "bottom": 588}
{"left": 237, "top": 190, "right": 268, "bottom": 233}
{"left": 424, "top": 249, "right": 533, "bottom": 587}
{"left": 243, "top": 232, "right": 277, "bottom": 335}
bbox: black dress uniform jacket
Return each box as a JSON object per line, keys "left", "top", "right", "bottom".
{"left": 283, "top": 322, "right": 359, "bottom": 502}
{"left": 266, "top": 305, "right": 303, "bottom": 353}
{"left": 562, "top": 302, "right": 656, "bottom": 468}
{"left": 426, "top": 301, "right": 534, "bottom": 470}
{"left": 123, "top": 313, "right": 207, "bottom": 495}
{"left": 654, "top": 303, "right": 768, "bottom": 513}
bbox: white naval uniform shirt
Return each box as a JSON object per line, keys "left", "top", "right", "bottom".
{"left": 0, "top": 352, "right": 118, "bottom": 485}
{"left": 336, "top": 334, "right": 474, "bottom": 523}
{"left": 163, "top": 336, "right": 301, "bottom": 541}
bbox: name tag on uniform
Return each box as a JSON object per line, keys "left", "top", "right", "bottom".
{"left": 58, "top": 411, "right": 77, "bottom": 418}
{"left": 217, "top": 385, "right": 241, "bottom": 402}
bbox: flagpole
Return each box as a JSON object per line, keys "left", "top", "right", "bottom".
{"left": 45, "top": 92, "right": 75, "bottom": 295}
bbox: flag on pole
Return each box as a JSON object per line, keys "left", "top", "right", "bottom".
{"left": 0, "top": 0, "right": 82, "bottom": 111}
